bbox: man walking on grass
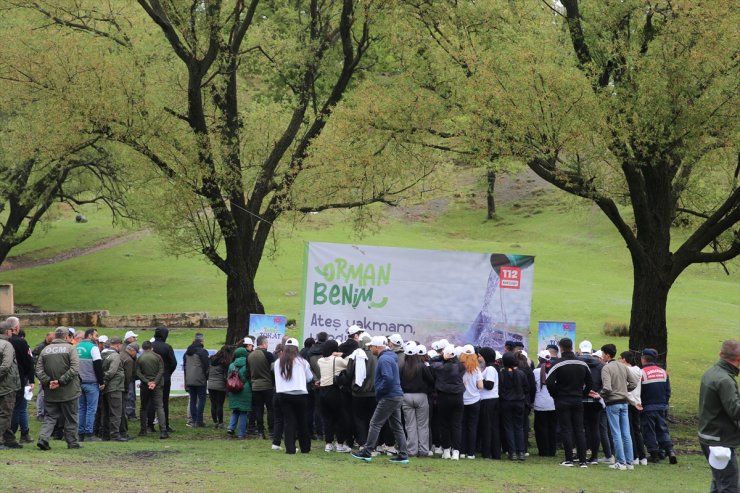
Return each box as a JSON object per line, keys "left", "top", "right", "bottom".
{"left": 36, "top": 327, "right": 81, "bottom": 450}
{"left": 351, "top": 336, "right": 409, "bottom": 464}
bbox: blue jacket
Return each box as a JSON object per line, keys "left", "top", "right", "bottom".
{"left": 374, "top": 349, "right": 403, "bottom": 400}
{"left": 640, "top": 364, "right": 671, "bottom": 412}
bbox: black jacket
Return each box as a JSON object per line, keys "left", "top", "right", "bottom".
{"left": 579, "top": 354, "right": 605, "bottom": 403}
{"left": 400, "top": 362, "right": 435, "bottom": 394}
{"left": 499, "top": 367, "right": 529, "bottom": 402}
{"left": 10, "top": 335, "right": 34, "bottom": 386}
{"left": 546, "top": 351, "right": 593, "bottom": 401}
{"left": 338, "top": 339, "right": 359, "bottom": 358}
{"left": 432, "top": 359, "right": 465, "bottom": 395}
{"left": 152, "top": 327, "right": 178, "bottom": 379}
{"left": 519, "top": 365, "right": 536, "bottom": 405}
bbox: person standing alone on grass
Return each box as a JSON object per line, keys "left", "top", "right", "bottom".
{"left": 184, "top": 333, "right": 209, "bottom": 428}
{"left": 136, "top": 341, "right": 168, "bottom": 439}
{"left": 698, "top": 339, "right": 740, "bottom": 493}
{"left": 546, "top": 337, "right": 592, "bottom": 468}
{"left": 351, "top": 336, "right": 409, "bottom": 464}
{"left": 600, "top": 344, "right": 640, "bottom": 471}
{"left": 35, "top": 327, "right": 81, "bottom": 450}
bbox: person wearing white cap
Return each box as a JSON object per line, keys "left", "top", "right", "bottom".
{"left": 578, "top": 341, "right": 607, "bottom": 465}
{"left": 698, "top": 339, "right": 740, "bottom": 491}
{"left": 317, "top": 339, "right": 350, "bottom": 453}
{"left": 351, "top": 336, "right": 409, "bottom": 464}
{"left": 478, "top": 347, "right": 502, "bottom": 460}
{"left": 388, "top": 333, "right": 406, "bottom": 371}
{"left": 400, "top": 342, "right": 434, "bottom": 457}
{"left": 344, "top": 332, "right": 377, "bottom": 450}
{"left": 533, "top": 350, "right": 556, "bottom": 457}
{"left": 273, "top": 338, "right": 314, "bottom": 454}
{"left": 460, "top": 345, "right": 484, "bottom": 459}
{"left": 430, "top": 344, "right": 465, "bottom": 460}
{"left": 124, "top": 331, "right": 138, "bottom": 344}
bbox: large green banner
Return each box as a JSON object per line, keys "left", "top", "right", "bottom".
{"left": 301, "top": 242, "right": 535, "bottom": 352}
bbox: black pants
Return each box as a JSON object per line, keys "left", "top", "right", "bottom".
{"left": 534, "top": 409, "right": 557, "bottom": 456}
{"left": 119, "top": 391, "right": 129, "bottom": 437}
{"left": 501, "top": 399, "right": 526, "bottom": 455}
{"left": 599, "top": 409, "right": 613, "bottom": 458}
{"left": 148, "top": 379, "right": 171, "bottom": 428}
{"left": 251, "top": 389, "right": 275, "bottom": 435}
{"left": 556, "top": 398, "right": 587, "bottom": 463}
{"left": 319, "top": 385, "right": 346, "bottom": 444}
{"left": 352, "top": 395, "right": 376, "bottom": 446}
{"left": 479, "top": 398, "right": 501, "bottom": 459}
{"left": 279, "top": 393, "right": 310, "bottom": 454}
{"left": 461, "top": 401, "right": 481, "bottom": 457}
{"left": 437, "top": 392, "right": 463, "bottom": 451}
{"left": 340, "top": 390, "right": 354, "bottom": 446}
{"left": 272, "top": 392, "right": 284, "bottom": 446}
{"left": 209, "top": 389, "right": 226, "bottom": 425}
{"left": 141, "top": 385, "right": 165, "bottom": 432}
{"left": 629, "top": 405, "right": 646, "bottom": 460}
{"left": 583, "top": 402, "right": 602, "bottom": 460}
{"left": 0, "top": 392, "right": 17, "bottom": 445}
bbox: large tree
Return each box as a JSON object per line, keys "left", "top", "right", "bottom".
{"left": 10, "top": 1, "right": 441, "bottom": 342}
{"left": 400, "top": 0, "right": 738, "bottom": 362}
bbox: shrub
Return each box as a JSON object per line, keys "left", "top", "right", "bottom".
{"left": 603, "top": 321, "right": 629, "bottom": 337}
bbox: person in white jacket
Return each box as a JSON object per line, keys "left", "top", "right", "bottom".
{"left": 274, "top": 338, "right": 315, "bottom": 454}
{"left": 620, "top": 351, "right": 647, "bottom": 465}
{"left": 533, "top": 351, "right": 557, "bottom": 456}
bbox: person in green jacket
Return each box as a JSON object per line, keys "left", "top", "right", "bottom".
{"left": 227, "top": 347, "right": 252, "bottom": 439}
{"left": 136, "top": 341, "right": 168, "bottom": 439}
{"left": 0, "top": 322, "right": 21, "bottom": 450}
{"left": 35, "top": 327, "right": 81, "bottom": 450}
{"left": 101, "top": 337, "right": 126, "bottom": 442}
{"left": 698, "top": 339, "right": 740, "bottom": 493}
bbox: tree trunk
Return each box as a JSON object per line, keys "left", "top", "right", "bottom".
{"left": 486, "top": 168, "right": 496, "bottom": 219}
{"left": 225, "top": 270, "right": 265, "bottom": 345}
{"left": 627, "top": 258, "right": 673, "bottom": 367}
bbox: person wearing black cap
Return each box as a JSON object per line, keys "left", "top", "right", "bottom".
{"left": 546, "top": 337, "right": 593, "bottom": 468}
{"left": 504, "top": 341, "right": 515, "bottom": 353}
{"left": 640, "top": 348, "right": 677, "bottom": 464}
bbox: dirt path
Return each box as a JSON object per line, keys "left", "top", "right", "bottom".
{"left": 0, "top": 230, "right": 150, "bottom": 272}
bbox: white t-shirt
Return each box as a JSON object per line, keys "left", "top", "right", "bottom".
{"left": 533, "top": 367, "right": 555, "bottom": 411}
{"left": 463, "top": 368, "right": 483, "bottom": 405}
{"left": 274, "top": 357, "right": 314, "bottom": 394}
{"left": 479, "top": 365, "right": 499, "bottom": 400}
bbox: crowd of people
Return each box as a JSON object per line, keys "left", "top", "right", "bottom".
{"left": 0, "top": 316, "right": 737, "bottom": 488}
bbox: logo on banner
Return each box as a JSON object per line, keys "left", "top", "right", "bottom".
{"left": 499, "top": 266, "right": 521, "bottom": 289}
{"left": 313, "top": 257, "right": 390, "bottom": 309}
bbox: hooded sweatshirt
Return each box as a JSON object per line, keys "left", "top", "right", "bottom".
{"left": 374, "top": 349, "right": 403, "bottom": 400}
{"left": 579, "top": 353, "right": 605, "bottom": 404}
{"left": 228, "top": 347, "right": 252, "bottom": 412}
{"left": 184, "top": 341, "right": 209, "bottom": 387}
{"left": 152, "top": 327, "right": 178, "bottom": 379}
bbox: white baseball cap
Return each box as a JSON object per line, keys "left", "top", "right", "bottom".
{"left": 124, "top": 330, "right": 138, "bottom": 340}
{"left": 98, "top": 335, "right": 109, "bottom": 344}
{"left": 285, "top": 338, "right": 299, "bottom": 347}
{"left": 495, "top": 351, "right": 503, "bottom": 360}
{"left": 370, "top": 336, "right": 388, "bottom": 347}
{"left": 404, "top": 342, "right": 418, "bottom": 356}
{"left": 579, "top": 340, "right": 593, "bottom": 354}
{"left": 346, "top": 324, "right": 363, "bottom": 336}
{"left": 417, "top": 345, "right": 427, "bottom": 356}
{"left": 442, "top": 345, "right": 456, "bottom": 357}
{"left": 538, "top": 350, "right": 551, "bottom": 360}
{"left": 453, "top": 346, "right": 464, "bottom": 358}
{"left": 427, "top": 349, "right": 438, "bottom": 359}
{"left": 462, "top": 344, "right": 475, "bottom": 355}
{"left": 243, "top": 337, "right": 254, "bottom": 345}
{"left": 521, "top": 350, "right": 528, "bottom": 358}
{"left": 708, "top": 446, "right": 731, "bottom": 470}
{"left": 388, "top": 334, "right": 404, "bottom": 346}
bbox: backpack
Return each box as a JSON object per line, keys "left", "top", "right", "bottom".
{"left": 226, "top": 368, "right": 244, "bottom": 392}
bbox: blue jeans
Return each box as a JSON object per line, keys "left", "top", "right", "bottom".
{"left": 228, "top": 410, "right": 249, "bottom": 438}
{"left": 11, "top": 388, "right": 29, "bottom": 434}
{"left": 606, "top": 403, "right": 633, "bottom": 465}
{"left": 188, "top": 386, "right": 207, "bottom": 424}
{"left": 78, "top": 382, "right": 100, "bottom": 434}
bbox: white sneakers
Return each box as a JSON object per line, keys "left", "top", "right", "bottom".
{"left": 324, "top": 443, "right": 334, "bottom": 452}
{"left": 467, "top": 455, "right": 475, "bottom": 460}
{"left": 451, "top": 450, "right": 460, "bottom": 460}
{"left": 385, "top": 446, "right": 398, "bottom": 455}
{"left": 433, "top": 446, "right": 443, "bottom": 455}
{"left": 640, "top": 458, "right": 648, "bottom": 466}
{"left": 609, "top": 463, "right": 628, "bottom": 470}
{"left": 441, "top": 448, "right": 451, "bottom": 460}
{"left": 335, "top": 444, "right": 352, "bottom": 453}
{"left": 271, "top": 444, "right": 282, "bottom": 451}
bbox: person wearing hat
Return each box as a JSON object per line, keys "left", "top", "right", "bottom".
{"left": 430, "top": 344, "right": 465, "bottom": 460}
{"left": 184, "top": 333, "right": 210, "bottom": 428}
{"left": 578, "top": 340, "right": 608, "bottom": 465}
{"left": 337, "top": 325, "right": 363, "bottom": 448}
{"left": 400, "top": 342, "right": 434, "bottom": 457}
{"left": 698, "top": 339, "right": 740, "bottom": 492}
{"left": 499, "top": 351, "right": 529, "bottom": 461}
{"left": 316, "top": 340, "right": 350, "bottom": 453}
{"left": 459, "top": 345, "right": 483, "bottom": 459}
{"left": 274, "top": 338, "right": 314, "bottom": 453}
{"left": 351, "top": 336, "right": 409, "bottom": 464}
{"left": 118, "top": 342, "right": 137, "bottom": 439}
{"left": 639, "top": 348, "right": 677, "bottom": 464}
{"left": 345, "top": 332, "right": 378, "bottom": 450}
{"left": 545, "top": 337, "right": 593, "bottom": 468}
{"left": 388, "top": 333, "right": 406, "bottom": 371}
{"left": 532, "top": 350, "right": 556, "bottom": 457}
{"left": 150, "top": 327, "right": 177, "bottom": 432}
{"left": 122, "top": 331, "right": 139, "bottom": 422}
{"left": 100, "top": 337, "right": 126, "bottom": 442}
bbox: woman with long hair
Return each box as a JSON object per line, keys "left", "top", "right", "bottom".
{"left": 478, "top": 347, "right": 502, "bottom": 459}
{"left": 400, "top": 343, "right": 435, "bottom": 457}
{"left": 317, "top": 339, "right": 350, "bottom": 452}
{"left": 499, "top": 351, "right": 529, "bottom": 460}
{"left": 533, "top": 351, "right": 557, "bottom": 456}
{"left": 207, "top": 345, "right": 233, "bottom": 429}
{"left": 274, "top": 338, "right": 314, "bottom": 454}
{"left": 431, "top": 345, "right": 465, "bottom": 460}
{"left": 460, "top": 345, "right": 484, "bottom": 459}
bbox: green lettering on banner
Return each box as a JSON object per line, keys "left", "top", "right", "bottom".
{"left": 347, "top": 264, "right": 363, "bottom": 285}
{"left": 329, "top": 284, "right": 341, "bottom": 305}
{"left": 353, "top": 288, "right": 373, "bottom": 308}
{"left": 313, "top": 283, "right": 327, "bottom": 304}
{"left": 378, "top": 264, "right": 391, "bottom": 286}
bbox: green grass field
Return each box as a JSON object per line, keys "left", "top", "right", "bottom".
{"left": 0, "top": 176, "right": 737, "bottom": 492}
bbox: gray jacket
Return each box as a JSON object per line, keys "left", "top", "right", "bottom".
{"left": 0, "top": 335, "right": 21, "bottom": 397}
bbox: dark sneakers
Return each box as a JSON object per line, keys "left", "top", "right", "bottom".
{"left": 388, "top": 454, "right": 410, "bottom": 464}
{"left": 36, "top": 440, "right": 50, "bottom": 451}
{"left": 67, "top": 443, "right": 82, "bottom": 449}
{"left": 4, "top": 442, "right": 22, "bottom": 449}
{"left": 668, "top": 450, "right": 678, "bottom": 464}
{"left": 351, "top": 449, "right": 373, "bottom": 462}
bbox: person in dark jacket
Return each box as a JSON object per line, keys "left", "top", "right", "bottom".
{"left": 208, "top": 345, "right": 232, "bottom": 429}
{"left": 136, "top": 341, "right": 168, "bottom": 439}
{"left": 546, "top": 337, "right": 593, "bottom": 468}
{"left": 118, "top": 342, "right": 136, "bottom": 439}
{"left": 32, "top": 332, "right": 53, "bottom": 421}
{"left": 100, "top": 337, "right": 126, "bottom": 442}
{"left": 345, "top": 333, "right": 377, "bottom": 448}
{"left": 578, "top": 341, "right": 608, "bottom": 464}
{"left": 400, "top": 343, "right": 434, "bottom": 457}
{"left": 500, "top": 351, "right": 529, "bottom": 461}
{"left": 5, "top": 318, "right": 34, "bottom": 444}
{"left": 430, "top": 345, "right": 466, "bottom": 460}
{"left": 183, "top": 333, "right": 210, "bottom": 427}
{"left": 248, "top": 335, "right": 275, "bottom": 439}
{"left": 150, "top": 327, "right": 177, "bottom": 432}
{"left": 640, "top": 348, "right": 677, "bottom": 464}
{"left": 351, "top": 336, "right": 409, "bottom": 464}
{"left": 307, "top": 332, "right": 327, "bottom": 439}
